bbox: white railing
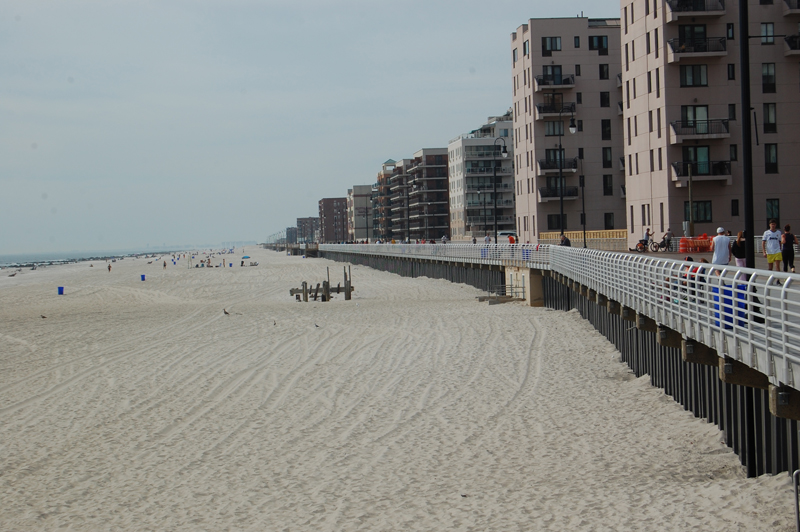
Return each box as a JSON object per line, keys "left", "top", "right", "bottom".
{"left": 319, "top": 244, "right": 800, "bottom": 391}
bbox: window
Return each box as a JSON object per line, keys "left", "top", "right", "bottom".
{"left": 761, "top": 23, "right": 774, "bottom": 44}
{"left": 523, "top": 40, "right": 530, "bottom": 56}
{"left": 630, "top": 205, "right": 635, "bottom": 233}
{"left": 576, "top": 92, "right": 582, "bottom": 104}
{"left": 602, "top": 119, "right": 612, "bottom": 140}
{"left": 633, "top": 78, "right": 637, "bottom": 98}
{"left": 626, "top": 81, "right": 630, "bottom": 108}
{"left": 631, "top": 41, "right": 635, "bottom": 61}
{"left": 653, "top": 0, "right": 658, "bottom": 18}
{"left": 654, "top": 28, "right": 659, "bottom": 58}
{"left": 684, "top": 201, "right": 713, "bottom": 223}
{"left": 603, "top": 148, "right": 612, "bottom": 168}
{"left": 647, "top": 71, "right": 652, "bottom": 93}
{"left": 680, "top": 65, "right": 708, "bottom": 87}
{"left": 545, "top": 121, "right": 564, "bottom": 136}
{"left": 650, "top": 149, "right": 654, "bottom": 172}
{"left": 542, "top": 36, "right": 562, "bottom": 56}
{"left": 513, "top": 48, "right": 518, "bottom": 63}
{"left": 767, "top": 199, "right": 780, "bottom": 227}
{"left": 658, "top": 148, "right": 663, "bottom": 170}
{"left": 728, "top": 104, "right": 736, "bottom": 120}
{"left": 604, "top": 213, "right": 615, "bottom": 230}
{"left": 655, "top": 68, "right": 660, "bottom": 97}
{"left": 625, "top": 44, "right": 629, "bottom": 71}
{"left": 731, "top": 199, "right": 739, "bottom": 217}
{"left": 599, "top": 64, "right": 609, "bottom": 79}
{"left": 765, "top": 144, "right": 778, "bottom": 173}
{"left": 575, "top": 64, "right": 581, "bottom": 76}
{"left": 763, "top": 63, "right": 776, "bottom": 93}
{"left": 649, "top": 111, "right": 653, "bottom": 132}
{"left": 547, "top": 214, "right": 567, "bottom": 230}
{"left": 627, "top": 118, "right": 631, "bottom": 145}
{"left": 727, "top": 23, "right": 735, "bottom": 40}
{"left": 600, "top": 92, "right": 610, "bottom": 107}
{"left": 624, "top": 7, "right": 628, "bottom": 34}
{"left": 764, "top": 103, "right": 776, "bottom": 133}
{"left": 574, "top": 36, "right": 580, "bottom": 48}
{"left": 578, "top": 148, "right": 584, "bottom": 159}
{"left": 577, "top": 120, "right": 583, "bottom": 132}
{"left": 657, "top": 108, "right": 661, "bottom": 137}
{"left": 760, "top": 0, "right": 773, "bottom": 4}
{"left": 730, "top": 144, "right": 738, "bottom": 161}
{"left": 728, "top": 64, "right": 735, "bottom": 80}
{"left": 635, "top": 153, "right": 639, "bottom": 174}
{"left": 634, "top": 116, "right": 638, "bottom": 137}
{"left": 589, "top": 35, "right": 609, "bottom": 55}
{"left": 646, "top": 0, "right": 650, "bottom": 15}
{"left": 646, "top": 32, "right": 651, "bottom": 54}
{"left": 603, "top": 175, "right": 613, "bottom": 196}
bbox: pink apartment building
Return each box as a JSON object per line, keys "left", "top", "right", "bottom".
{"left": 512, "top": 17, "right": 626, "bottom": 243}
{"left": 621, "top": 0, "right": 800, "bottom": 246}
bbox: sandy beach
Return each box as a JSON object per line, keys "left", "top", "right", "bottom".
{"left": 0, "top": 248, "right": 795, "bottom": 531}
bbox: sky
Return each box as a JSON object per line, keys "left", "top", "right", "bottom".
{"left": 1, "top": 0, "right": 619, "bottom": 254}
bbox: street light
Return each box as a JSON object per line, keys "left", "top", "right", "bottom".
{"left": 558, "top": 109, "right": 577, "bottom": 236}
{"left": 493, "top": 137, "right": 508, "bottom": 243}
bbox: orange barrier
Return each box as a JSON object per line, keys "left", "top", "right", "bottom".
{"left": 679, "top": 237, "right": 688, "bottom": 254}
{"left": 678, "top": 237, "right": 711, "bottom": 255}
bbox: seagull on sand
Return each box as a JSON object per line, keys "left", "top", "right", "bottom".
{"left": 314, "top": 323, "right": 319, "bottom": 328}
{"left": 41, "top": 315, "right": 47, "bottom": 319}
{"left": 273, "top": 320, "right": 276, "bottom": 326}
{"left": 223, "top": 309, "right": 230, "bottom": 315}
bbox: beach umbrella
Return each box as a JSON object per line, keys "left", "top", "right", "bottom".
{"left": 242, "top": 255, "right": 250, "bottom": 259}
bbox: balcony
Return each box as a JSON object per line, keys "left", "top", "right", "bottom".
{"left": 535, "top": 102, "right": 576, "bottom": 120}
{"left": 620, "top": 185, "right": 626, "bottom": 198}
{"left": 785, "top": 34, "right": 800, "bottom": 56}
{"left": 619, "top": 157, "right": 626, "bottom": 173}
{"left": 667, "top": 37, "right": 727, "bottom": 63}
{"left": 464, "top": 166, "right": 512, "bottom": 176}
{"left": 671, "top": 161, "right": 732, "bottom": 185}
{"left": 616, "top": 73, "right": 622, "bottom": 88}
{"left": 466, "top": 215, "right": 515, "bottom": 225}
{"left": 784, "top": 0, "right": 800, "bottom": 16}
{"left": 465, "top": 183, "right": 512, "bottom": 193}
{"left": 666, "top": 0, "right": 725, "bottom": 22}
{"left": 618, "top": 101, "right": 623, "bottom": 116}
{"left": 534, "top": 74, "right": 576, "bottom": 91}
{"left": 537, "top": 156, "right": 579, "bottom": 176}
{"left": 670, "top": 119, "right": 730, "bottom": 144}
{"left": 538, "top": 186, "right": 579, "bottom": 203}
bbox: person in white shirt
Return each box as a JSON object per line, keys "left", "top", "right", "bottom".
{"left": 762, "top": 219, "right": 783, "bottom": 271}
{"left": 709, "top": 227, "right": 731, "bottom": 265}
{"left": 484, "top": 234, "right": 491, "bottom": 244}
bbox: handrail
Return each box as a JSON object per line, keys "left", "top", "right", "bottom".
{"left": 318, "top": 244, "right": 800, "bottom": 392}
{"left": 667, "top": 37, "right": 727, "bottom": 53}
{"left": 671, "top": 119, "right": 730, "bottom": 136}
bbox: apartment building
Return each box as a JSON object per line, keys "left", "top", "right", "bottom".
{"left": 346, "top": 185, "right": 374, "bottom": 241}
{"left": 373, "top": 160, "right": 396, "bottom": 241}
{"left": 296, "top": 217, "right": 319, "bottom": 243}
{"left": 285, "top": 227, "right": 298, "bottom": 244}
{"left": 407, "top": 148, "right": 450, "bottom": 240}
{"left": 388, "top": 159, "right": 412, "bottom": 242}
{"left": 318, "top": 197, "right": 347, "bottom": 243}
{"left": 448, "top": 111, "right": 514, "bottom": 240}
{"left": 621, "top": 0, "right": 799, "bottom": 246}
{"left": 512, "top": 17, "right": 626, "bottom": 243}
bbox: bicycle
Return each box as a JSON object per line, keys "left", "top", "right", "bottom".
{"left": 650, "top": 238, "right": 669, "bottom": 252}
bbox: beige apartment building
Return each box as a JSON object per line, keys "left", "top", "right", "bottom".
{"left": 448, "top": 111, "right": 514, "bottom": 241}
{"left": 621, "top": 0, "right": 799, "bottom": 246}
{"left": 346, "top": 185, "right": 373, "bottom": 241}
{"left": 373, "top": 160, "right": 396, "bottom": 242}
{"left": 512, "top": 17, "right": 626, "bottom": 243}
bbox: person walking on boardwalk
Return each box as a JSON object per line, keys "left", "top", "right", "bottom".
{"left": 782, "top": 224, "right": 798, "bottom": 273}
{"left": 484, "top": 234, "right": 491, "bottom": 245}
{"left": 731, "top": 231, "right": 747, "bottom": 267}
{"left": 472, "top": 236, "right": 477, "bottom": 245}
{"left": 762, "top": 219, "right": 783, "bottom": 271}
{"left": 662, "top": 228, "right": 674, "bottom": 250}
{"left": 710, "top": 227, "right": 731, "bottom": 265}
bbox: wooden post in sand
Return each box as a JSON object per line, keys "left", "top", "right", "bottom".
{"left": 322, "top": 280, "right": 330, "bottom": 302}
{"left": 313, "top": 283, "right": 320, "bottom": 301}
{"left": 344, "top": 267, "right": 351, "bottom": 300}
{"left": 302, "top": 281, "right": 308, "bottom": 302}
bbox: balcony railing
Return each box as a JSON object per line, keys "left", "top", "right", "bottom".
{"left": 672, "top": 160, "right": 731, "bottom": 176}
{"left": 535, "top": 74, "right": 575, "bottom": 87}
{"left": 670, "top": 119, "right": 730, "bottom": 136}
{"left": 666, "top": 0, "right": 725, "bottom": 13}
{"left": 465, "top": 183, "right": 512, "bottom": 192}
{"left": 538, "top": 157, "right": 579, "bottom": 171}
{"left": 785, "top": 0, "right": 800, "bottom": 9}
{"left": 786, "top": 34, "right": 800, "bottom": 50}
{"left": 667, "top": 37, "right": 727, "bottom": 54}
{"left": 538, "top": 186, "right": 579, "bottom": 198}
{"left": 536, "top": 102, "right": 576, "bottom": 115}
{"left": 464, "top": 167, "right": 512, "bottom": 175}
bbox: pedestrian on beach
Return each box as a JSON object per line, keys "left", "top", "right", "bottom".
{"left": 108, "top": 264, "right": 111, "bottom": 272}
{"left": 163, "top": 260, "right": 167, "bottom": 269}
{"left": 782, "top": 224, "right": 798, "bottom": 273}
{"left": 710, "top": 227, "right": 731, "bottom": 265}
{"left": 731, "top": 231, "right": 747, "bottom": 267}
{"left": 560, "top": 235, "right": 571, "bottom": 246}
{"left": 762, "top": 219, "right": 783, "bottom": 271}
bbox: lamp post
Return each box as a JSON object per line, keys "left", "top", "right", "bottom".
{"left": 580, "top": 174, "right": 586, "bottom": 247}
{"left": 558, "top": 109, "right": 577, "bottom": 236}
{"left": 492, "top": 137, "right": 508, "bottom": 243}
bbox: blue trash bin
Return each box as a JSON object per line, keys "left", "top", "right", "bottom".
{"left": 141, "top": 275, "right": 146, "bottom": 281}
{"left": 712, "top": 284, "right": 747, "bottom": 329}
{"left": 58, "top": 286, "right": 64, "bottom": 295}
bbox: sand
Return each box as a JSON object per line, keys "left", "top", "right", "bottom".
{"left": 0, "top": 248, "right": 795, "bottom": 531}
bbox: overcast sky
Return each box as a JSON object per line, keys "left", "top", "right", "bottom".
{"left": 1, "top": 0, "right": 619, "bottom": 254}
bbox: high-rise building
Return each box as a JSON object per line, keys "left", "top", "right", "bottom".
{"left": 296, "top": 217, "right": 319, "bottom": 243}
{"left": 389, "top": 159, "right": 412, "bottom": 242}
{"left": 374, "top": 160, "right": 396, "bottom": 242}
{"left": 318, "top": 198, "right": 347, "bottom": 243}
{"left": 346, "top": 185, "right": 374, "bottom": 241}
{"left": 621, "top": 0, "right": 799, "bottom": 246}
{"left": 448, "top": 111, "right": 514, "bottom": 240}
{"left": 512, "top": 17, "right": 626, "bottom": 243}
{"left": 285, "top": 227, "right": 298, "bottom": 244}
{"left": 408, "top": 148, "right": 450, "bottom": 240}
